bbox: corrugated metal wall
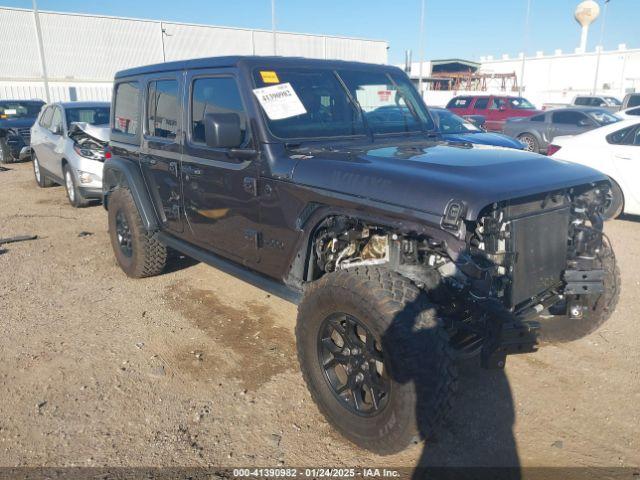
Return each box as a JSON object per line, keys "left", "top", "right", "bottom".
{"left": 0, "top": 7, "right": 388, "bottom": 101}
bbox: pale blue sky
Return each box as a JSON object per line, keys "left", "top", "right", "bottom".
{"left": 1, "top": 0, "right": 638, "bottom": 63}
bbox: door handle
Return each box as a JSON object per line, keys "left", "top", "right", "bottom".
{"left": 614, "top": 154, "right": 632, "bottom": 160}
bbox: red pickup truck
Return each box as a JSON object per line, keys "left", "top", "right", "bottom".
{"left": 446, "top": 95, "right": 542, "bottom": 132}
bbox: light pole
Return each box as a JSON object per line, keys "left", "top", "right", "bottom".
{"left": 32, "top": 0, "right": 50, "bottom": 102}
{"left": 417, "top": 0, "right": 426, "bottom": 96}
{"left": 519, "top": 0, "right": 532, "bottom": 97}
{"left": 271, "top": 0, "right": 277, "bottom": 55}
{"left": 592, "top": 0, "right": 609, "bottom": 95}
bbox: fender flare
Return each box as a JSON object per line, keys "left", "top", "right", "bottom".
{"left": 102, "top": 156, "right": 160, "bottom": 231}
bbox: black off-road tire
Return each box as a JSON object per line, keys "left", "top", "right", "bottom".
{"left": 539, "top": 242, "right": 620, "bottom": 344}
{"left": 32, "top": 153, "right": 54, "bottom": 187}
{"left": 0, "top": 138, "right": 14, "bottom": 164}
{"left": 296, "top": 266, "right": 457, "bottom": 455}
{"left": 108, "top": 187, "right": 167, "bottom": 278}
{"left": 63, "top": 164, "right": 90, "bottom": 208}
{"left": 518, "top": 133, "right": 539, "bottom": 153}
{"left": 602, "top": 179, "right": 624, "bottom": 220}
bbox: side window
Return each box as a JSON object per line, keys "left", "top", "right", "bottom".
{"left": 49, "top": 107, "right": 62, "bottom": 133}
{"left": 627, "top": 107, "right": 640, "bottom": 117}
{"left": 474, "top": 98, "right": 489, "bottom": 110}
{"left": 147, "top": 80, "right": 179, "bottom": 139}
{"left": 113, "top": 82, "right": 140, "bottom": 135}
{"left": 530, "top": 114, "right": 545, "bottom": 122}
{"left": 574, "top": 97, "right": 587, "bottom": 106}
{"left": 607, "top": 126, "right": 634, "bottom": 145}
{"left": 39, "top": 107, "right": 53, "bottom": 128}
{"left": 191, "top": 77, "right": 247, "bottom": 146}
{"left": 632, "top": 127, "right": 640, "bottom": 146}
{"left": 489, "top": 98, "right": 505, "bottom": 110}
{"left": 552, "top": 111, "right": 586, "bottom": 126}
{"left": 628, "top": 95, "right": 640, "bottom": 108}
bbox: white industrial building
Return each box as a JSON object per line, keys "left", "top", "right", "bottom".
{"left": 0, "top": 7, "right": 388, "bottom": 102}
{"left": 401, "top": 44, "right": 640, "bottom": 108}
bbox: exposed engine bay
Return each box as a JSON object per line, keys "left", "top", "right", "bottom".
{"left": 310, "top": 181, "right": 616, "bottom": 368}
{"left": 68, "top": 122, "right": 109, "bottom": 161}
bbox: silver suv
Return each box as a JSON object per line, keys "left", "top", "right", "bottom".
{"left": 31, "top": 102, "right": 110, "bottom": 207}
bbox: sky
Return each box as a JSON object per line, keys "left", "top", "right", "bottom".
{"left": 1, "top": 0, "right": 638, "bottom": 64}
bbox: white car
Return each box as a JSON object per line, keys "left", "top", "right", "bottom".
{"left": 548, "top": 118, "right": 640, "bottom": 218}
{"left": 616, "top": 106, "right": 640, "bottom": 120}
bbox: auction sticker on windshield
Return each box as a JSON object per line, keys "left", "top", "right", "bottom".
{"left": 253, "top": 83, "right": 307, "bottom": 120}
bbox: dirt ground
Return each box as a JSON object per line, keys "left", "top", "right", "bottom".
{"left": 0, "top": 161, "right": 638, "bottom": 474}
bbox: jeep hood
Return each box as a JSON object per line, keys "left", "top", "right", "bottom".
{"left": 290, "top": 142, "right": 607, "bottom": 220}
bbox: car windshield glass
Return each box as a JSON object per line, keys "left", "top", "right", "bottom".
{"left": 603, "top": 97, "right": 622, "bottom": 106}
{"left": 252, "top": 67, "right": 433, "bottom": 139}
{"left": 508, "top": 97, "right": 535, "bottom": 110}
{"left": 0, "top": 101, "right": 44, "bottom": 119}
{"left": 588, "top": 110, "right": 620, "bottom": 125}
{"left": 432, "top": 109, "right": 480, "bottom": 134}
{"left": 65, "top": 107, "right": 110, "bottom": 126}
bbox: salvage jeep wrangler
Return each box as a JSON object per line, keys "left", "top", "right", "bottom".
{"left": 103, "top": 57, "right": 619, "bottom": 454}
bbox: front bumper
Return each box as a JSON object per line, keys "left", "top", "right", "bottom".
{"left": 78, "top": 186, "right": 103, "bottom": 199}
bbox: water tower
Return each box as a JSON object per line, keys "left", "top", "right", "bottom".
{"left": 575, "top": 0, "right": 600, "bottom": 52}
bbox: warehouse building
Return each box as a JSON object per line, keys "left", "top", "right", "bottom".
{"left": 0, "top": 7, "right": 388, "bottom": 102}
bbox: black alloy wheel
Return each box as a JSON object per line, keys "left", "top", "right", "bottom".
{"left": 318, "top": 313, "right": 390, "bottom": 416}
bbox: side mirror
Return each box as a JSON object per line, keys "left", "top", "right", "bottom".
{"left": 204, "top": 113, "right": 243, "bottom": 149}
{"left": 498, "top": 105, "right": 507, "bottom": 112}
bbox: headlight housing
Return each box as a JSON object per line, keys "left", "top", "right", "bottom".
{"left": 73, "top": 143, "right": 105, "bottom": 161}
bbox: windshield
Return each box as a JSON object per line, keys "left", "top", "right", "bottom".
{"left": 431, "top": 109, "right": 480, "bottom": 134}
{"left": 252, "top": 67, "right": 434, "bottom": 139}
{"left": 588, "top": 110, "right": 620, "bottom": 125}
{"left": 506, "top": 97, "right": 536, "bottom": 110}
{"left": 0, "top": 101, "right": 44, "bottom": 119}
{"left": 65, "top": 107, "right": 110, "bottom": 126}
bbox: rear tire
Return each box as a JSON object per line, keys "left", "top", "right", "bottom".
{"left": 539, "top": 242, "right": 620, "bottom": 344}
{"left": 602, "top": 179, "right": 624, "bottom": 220}
{"left": 108, "top": 187, "right": 167, "bottom": 278}
{"left": 63, "top": 164, "right": 90, "bottom": 208}
{"left": 33, "top": 153, "right": 54, "bottom": 187}
{"left": 518, "top": 133, "right": 539, "bottom": 153}
{"left": 296, "top": 267, "right": 457, "bottom": 455}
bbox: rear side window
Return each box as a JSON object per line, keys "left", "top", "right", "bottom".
{"left": 530, "top": 114, "right": 545, "bottom": 122}
{"left": 474, "top": 98, "right": 490, "bottom": 109}
{"left": 552, "top": 111, "right": 588, "bottom": 126}
{"left": 574, "top": 97, "right": 589, "bottom": 106}
{"left": 147, "top": 80, "right": 179, "bottom": 139}
{"left": 627, "top": 107, "right": 640, "bottom": 116}
{"left": 39, "top": 107, "right": 53, "bottom": 128}
{"left": 607, "top": 126, "right": 635, "bottom": 144}
{"left": 191, "top": 77, "right": 247, "bottom": 145}
{"left": 447, "top": 97, "right": 471, "bottom": 109}
{"left": 113, "top": 82, "right": 140, "bottom": 136}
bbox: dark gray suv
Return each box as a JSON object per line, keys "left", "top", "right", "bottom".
{"left": 102, "top": 56, "right": 619, "bottom": 454}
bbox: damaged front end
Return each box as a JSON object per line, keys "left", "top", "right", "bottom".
{"left": 69, "top": 122, "right": 109, "bottom": 161}
{"left": 309, "top": 181, "right": 617, "bottom": 369}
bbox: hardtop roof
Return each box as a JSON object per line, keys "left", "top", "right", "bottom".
{"left": 115, "top": 56, "right": 398, "bottom": 79}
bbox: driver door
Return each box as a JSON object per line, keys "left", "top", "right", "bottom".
{"left": 611, "top": 124, "right": 640, "bottom": 205}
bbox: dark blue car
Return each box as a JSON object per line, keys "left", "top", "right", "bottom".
{"left": 0, "top": 99, "right": 45, "bottom": 163}
{"left": 429, "top": 107, "right": 524, "bottom": 150}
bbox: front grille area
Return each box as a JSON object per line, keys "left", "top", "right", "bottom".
{"left": 507, "top": 206, "right": 570, "bottom": 308}
{"left": 17, "top": 128, "right": 31, "bottom": 145}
